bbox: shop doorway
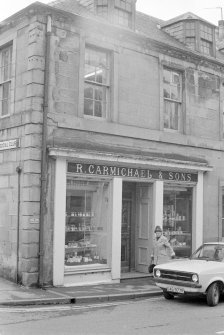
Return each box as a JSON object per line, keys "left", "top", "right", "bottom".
{"left": 121, "top": 182, "right": 153, "bottom": 275}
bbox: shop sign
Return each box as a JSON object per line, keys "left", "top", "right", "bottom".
{"left": 0, "top": 139, "right": 20, "bottom": 151}
{"left": 29, "top": 217, "right": 39, "bottom": 224}
{"left": 68, "top": 163, "right": 198, "bottom": 182}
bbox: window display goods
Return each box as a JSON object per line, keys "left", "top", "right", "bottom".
{"left": 65, "top": 179, "right": 109, "bottom": 267}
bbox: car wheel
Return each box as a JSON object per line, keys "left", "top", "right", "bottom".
{"left": 163, "top": 291, "right": 174, "bottom": 300}
{"left": 206, "top": 283, "right": 220, "bottom": 307}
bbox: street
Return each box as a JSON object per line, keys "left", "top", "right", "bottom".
{"left": 1, "top": 295, "right": 224, "bottom": 335}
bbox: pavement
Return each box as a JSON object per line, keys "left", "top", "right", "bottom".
{"left": 0, "top": 275, "right": 162, "bottom": 307}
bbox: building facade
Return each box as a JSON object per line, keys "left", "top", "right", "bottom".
{"left": 1, "top": 0, "right": 224, "bottom": 286}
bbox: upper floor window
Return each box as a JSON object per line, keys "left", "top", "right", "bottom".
{"left": 200, "top": 39, "right": 212, "bottom": 56}
{"left": 186, "top": 22, "right": 195, "bottom": 37}
{"left": 96, "top": 0, "right": 108, "bottom": 18}
{"left": 84, "top": 47, "right": 110, "bottom": 118}
{"left": 200, "top": 24, "right": 213, "bottom": 56}
{"left": 185, "top": 22, "right": 196, "bottom": 50}
{"left": 163, "top": 68, "right": 182, "bottom": 131}
{"left": 162, "top": 19, "right": 215, "bottom": 57}
{"left": 114, "top": 0, "right": 132, "bottom": 28}
{"left": 186, "top": 37, "right": 196, "bottom": 50}
{"left": 0, "top": 45, "right": 12, "bottom": 117}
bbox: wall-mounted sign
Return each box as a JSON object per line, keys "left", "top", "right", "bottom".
{"left": 29, "top": 217, "right": 39, "bottom": 224}
{"left": 0, "top": 139, "right": 20, "bottom": 151}
{"left": 68, "top": 163, "right": 198, "bottom": 182}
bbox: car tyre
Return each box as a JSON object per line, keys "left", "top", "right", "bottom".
{"left": 163, "top": 291, "right": 174, "bottom": 300}
{"left": 206, "top": 283, "right": 220, "bottom": 307}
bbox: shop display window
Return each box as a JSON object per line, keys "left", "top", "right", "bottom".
{"left": 65, "top": 179, "right": 110, "bottom": 267}
{"left": 163, "top": 185, "right": 192, "bottom": 258}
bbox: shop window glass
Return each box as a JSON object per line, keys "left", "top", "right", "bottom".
{"left": 65, "top": 179, "right": 110, "bottom": 267}
{"left": 163, "top": 186, "right": 192, "bottom": 258}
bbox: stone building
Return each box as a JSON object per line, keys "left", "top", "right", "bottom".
{"left": 0, "top": 0, "right": 224, "bottom": 287}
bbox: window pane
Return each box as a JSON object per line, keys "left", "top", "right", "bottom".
{"left": 94, "top": 87, "right": 102, "bottom": 101}
{"left": 0, "top": 46, "right": 12, "bottom": 117}
{"left": 163, "top": 69, "right": 171, "bottom": 84}
{"left": 163, "top": 84, "right": 170, "bottom": 99}
{"left": 170, "top": 103, "right": 179, "bottom": 129}
{"left": 173, "top": 72, "right": 180, "bottom": 85}
{"left": 1, "top": 82, "right": 10, "bottom": 116}
{"left": 97, "top": 0, "right": 108, "bottom": 4}
{"left": 186, "top": 37, "right": 195, "bottom": 50}
{"left": 84, "top": 99, "right": 93, "bottom": 116}
{"left": 84, "top": 47, "right": 109, "bottom": 118}
{"left": 170, "top": 85, "right": 180, "bottom": 100}
{"left": 200, "top": 24, "right": 212, "bottom": 41}
{"left": 115, "top": 0, "right": 132, "bottom": 12}
{"left": 200, "top": 39, "right": 212, "bottom": 56}
{"left": 85, "top": 64, "right": 96, "bottom": 82}
{"left": 65, "top": 180, "right": 110, "bottom": 267}
{"left": 84, "top": 85, "right": 93, "bottom": 99}
{"left": 2, "top": 46, "right": 12, "bottom": 81}
{"left": 164, "top": 100, "right": 179, "bottom": 130}
{"left": 94, "top": 101, "right": 102, "bottom": 117}
{"left": 163, "top": 186, "right": 192, "bottom": 258}
{"left": 114, "top": 8, "right": 131, "bottom": 27}
{"left": 163, "top": 68, "right": 182, "bottom": 131}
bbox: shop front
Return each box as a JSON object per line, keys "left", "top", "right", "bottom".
{"left": 50, "top": 150, "right": 208, "bottom": 287}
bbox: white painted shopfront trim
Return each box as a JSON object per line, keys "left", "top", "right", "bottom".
{"left": 53, "top": 157, "right": 67, "bottom": 286}
{"left": 153, "top": 181, "right": 163, "bottom": 232}
{"left": 51, "top": 153, "right": 207, "bottom": 286}
{"left": 52, "top": 158, "right": 123, "bottom": 286}
{"left": 111, "top": 178, "right": 122, "bottom": 280}
{"left": 192, "top": 171, "right": 203, "bottom": 251}
{"left": 49, "top": 147, "right": 212, "bottom": 172}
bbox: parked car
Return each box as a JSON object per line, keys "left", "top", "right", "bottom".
{"left": 153, "top": 242, "right": 224, "bottom": 307}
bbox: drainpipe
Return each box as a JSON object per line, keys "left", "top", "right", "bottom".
{"left": 39, "top": 15, "right": 52, "bottom": 287}
{"left": 16, "top": 166, "right": 22, "bottom": 284}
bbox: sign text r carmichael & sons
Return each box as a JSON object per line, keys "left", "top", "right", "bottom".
{"left": 68, "top": 163, "right": 198, "bottom": 182}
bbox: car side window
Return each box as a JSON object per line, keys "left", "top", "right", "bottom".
{"left": 213, "top": 248, "right": 224, "bottom": 261}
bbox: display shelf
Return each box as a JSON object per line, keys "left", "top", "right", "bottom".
{"left": 65, "top": 259, "right": 107, "bottom": 266}
{"left": 65, "top": 245, "right": 97, "bottom": 251}
{"left": 66, "top": 228, "right": 103, "bottom": 232}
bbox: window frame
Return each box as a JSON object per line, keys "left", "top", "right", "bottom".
{"left": 114, "top": 0, "right": 132, "bottom": 28}
{"left": 95, "top": 0, "right": 108, "bottom": 18}
{"left": 162, "top": 67, "right": 183, "bottom": 132}
{"left": 0, "top": 44, "right": 12, "bottom": 118}
{"left": 65, "top": 177, "right": 111, "bottom": 270}
{"left": 84, "top": 46, "right": 110, "bottom": 119}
